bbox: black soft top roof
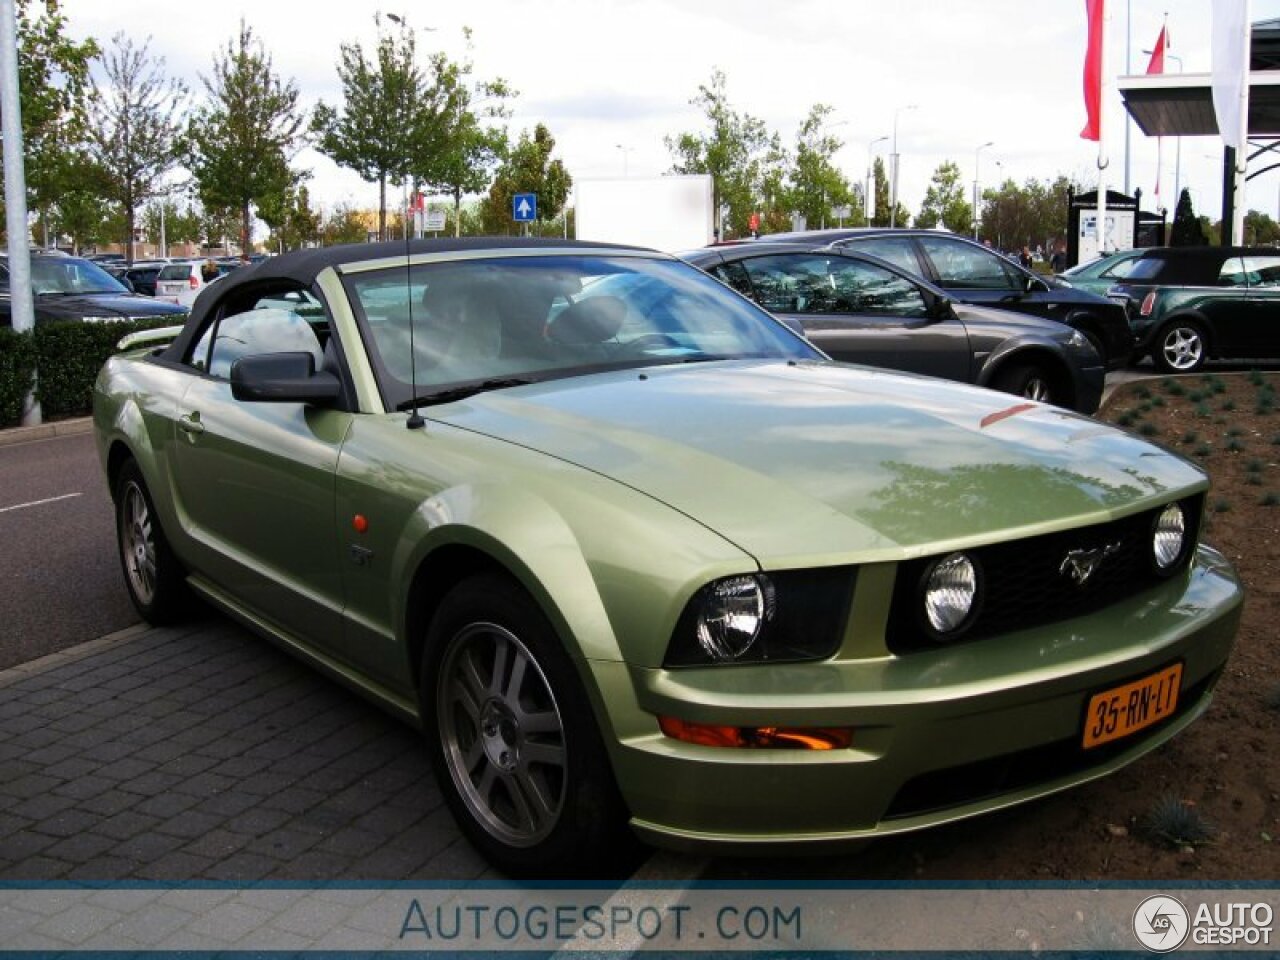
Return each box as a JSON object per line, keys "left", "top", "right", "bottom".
{"left": 161, "top": 237, "right": 656, "bottom": 362}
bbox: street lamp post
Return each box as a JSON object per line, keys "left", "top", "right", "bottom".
{"left": 972, "top": 141, "right": 993, "bottom": 240}
{"left": 890, "top": 104, "right": 917, "bottom": 229}
{"left": 866, "top": 135, "right": 888, "bottom": 226}
{"left": 615, "top": 143, "right": 634, "bottom": 177}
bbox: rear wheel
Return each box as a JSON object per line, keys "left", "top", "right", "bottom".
{"left": 1152, "top": 320, "right": 1207, "bottom": 373}
{"left": 422, "top": 574, "right": 639, "bottom": 877}
{"left": 114, "top": 459, "right": 188, "bottom": 624}
{"left": 992, "top": 362, "right": 1059, "bottom": 406}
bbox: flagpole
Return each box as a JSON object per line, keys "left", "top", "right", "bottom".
{"left": 1096, "top": 1, "right": 1109, "bottom": 257}
{"left": 1233, "top": 1, "right": 1252, "bottom": 245}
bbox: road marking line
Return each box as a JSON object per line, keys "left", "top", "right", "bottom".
{"left": 0, "top": 492, "right": 82, "bottom": 513}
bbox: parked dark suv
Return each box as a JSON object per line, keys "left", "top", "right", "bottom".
{"left": 1104, "top": 246, "right": 1280, "bottom": 373}
{"left": 0, "top": 255, "right": 187, "bottom": 326}
{"left": 750, "top": 228, "right": 1134, "bottom": 369}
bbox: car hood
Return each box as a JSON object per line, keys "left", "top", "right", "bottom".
{"left": 33, "top": 292, "right": 187, "bottom": 321}
{"left": 950, "top": 302, "right": 1074, "bottom": 339}
{"left": 434, "top": 360, "right": 1206, "bottom": 566}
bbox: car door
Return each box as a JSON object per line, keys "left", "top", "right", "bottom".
{"left": 168, "top": 286, "right": 353, "bottom": 651}
{"left": 1241, "top": 254, "right": 1280, "bottom": 358}
{"left": 725, "top": 252, "right": 969, "bottom": 381}
{"left": 913, "top": 235, "right": 1036, "bottom": 310}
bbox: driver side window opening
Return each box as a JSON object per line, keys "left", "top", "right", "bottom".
{"left": 186, "top": 287, "right": 331, "bottom": 379}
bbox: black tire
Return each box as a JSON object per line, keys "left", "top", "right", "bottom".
{"left": 991, "top": 362, "right": 1058, "bottom": 406}
{"left": 421, "top": 574, "right": 640, "bottom": 878}
{"left": 1151, "top": 319, "right": 1208, "bottom": 374}
{"left": 114, "top": 459, "right": 188, "bottom": 624}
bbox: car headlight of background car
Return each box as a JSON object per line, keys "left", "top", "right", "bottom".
{"left": 664, "top": 567, "right": 855, "bottom": 667}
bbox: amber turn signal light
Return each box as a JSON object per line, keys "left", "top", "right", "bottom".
{"left": 658, "top": 716, "right": 852, "bottom": 750}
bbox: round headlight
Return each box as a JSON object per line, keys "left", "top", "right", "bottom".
{"left": 695, "top": 575, "right": 774, "bottom": 661}
{"left": 923, "top": 553, "right": 978, "bottom": 636}
{"left": 1153, "top": 502, "right": 1187, "bottom": 570}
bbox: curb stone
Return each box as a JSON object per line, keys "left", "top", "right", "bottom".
{"left": 0, "top": 416, "right": 93, "bottom": 448}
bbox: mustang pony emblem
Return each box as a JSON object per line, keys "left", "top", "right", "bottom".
{"left": 1059, "top": 542, "right": 1122, "bottom": 585}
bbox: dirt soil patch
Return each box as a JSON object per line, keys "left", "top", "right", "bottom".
{"left": 707, "top": 371, "right": 1280, "bottom": 881}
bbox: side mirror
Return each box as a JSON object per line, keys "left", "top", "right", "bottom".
{"left": 928, "top": 292, "right": 953, "bottom": 320}
{"left": 1024, "top": 273, "right": 1048, "bottom": 294}
{"left": 230, "top": 352, "right": 340, "bottom": 404}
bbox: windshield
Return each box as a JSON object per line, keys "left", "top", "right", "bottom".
{"left": 346, "top": 254, "right": 821, "bottom": 409}
{"left": 27, "top": 257, "right": 128, "bottom": 295}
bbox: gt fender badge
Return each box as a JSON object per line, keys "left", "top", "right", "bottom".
{"left": 1060, "top": 542, "right": 1121, "bottom": 585}
{"left": 349, "top": 545, "right": 374, "bottom": 567}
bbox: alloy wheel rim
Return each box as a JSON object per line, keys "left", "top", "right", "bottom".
{"left": 1023, "top": 377, "right": 1051, "bottom": 403}
{"left": 121, "top": 481, "right": 156, "bottom": 605}
{"left": 1162, "top": 327, "right": 1203, "bottom": 371}
{"left": 437, "top": 622, "right": 567, "bottom": 847}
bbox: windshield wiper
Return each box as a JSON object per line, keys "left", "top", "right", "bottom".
{"left": 398, "top": 377, "right": 537, "bottom": 410}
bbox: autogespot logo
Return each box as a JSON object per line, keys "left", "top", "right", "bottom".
{"left": 1133, "top": 895, "right": 1191, "bottom": 952}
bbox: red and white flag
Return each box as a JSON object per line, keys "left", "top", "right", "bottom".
{"left": 1080, "top": 0, "right": 1105, "bottom": 141}
{"left": 1148, "top": 22, "right": 1169, "bottom": 203}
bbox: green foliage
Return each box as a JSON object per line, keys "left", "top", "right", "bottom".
{"left": 86, "top": 33, "right": 187, "bottom": 261}
{"left": 915, "top": 161, "right": 972, "bottom": 234}
{"left": 0, "top": 319, "right": 175, "bottom": 426}
{"left": 786, "top": 104, "right": 856, "bottom": 230}
{"left": 0, "top": 328, "right": 38, "bottom": 425}
{"left": 1264, "top": 492, "right": 1280, "bottom": 507}
{"left": 1212, "top": 498, "right": 1232, "bottom": 513}
{"left": 1195, "top": 402, "right": 1211, "bottom": 417}
{"left": 1171, "top": 188, "right": 1206, "bottom": 246}
{"left": 480, "top": 124, "right": 571, "bottom": 234}
{"left": 13, "top": 0, "right": 100, "bottom": 246}
{"left": 320, "top": 202, "right": 371, "bottom": 246}
{"left": 311, "top": 13, "right": 448, "bottom": 241}
{"left": 666, "top": 69, "right": 780, "bottom": 239}
{"left": 1181, "top": 430, "right": 1198, "bottom": 444}
{"left": 1139, "top": 423, "right": 1159, "bottom": 437}
{"left": 262, "top": 185, "right": 322, "bottom": 252}
{"left": 1195, "top": 443, "right": 1213, "bottom": 457}
{"left": 1247, "top": 459, "right": 1264, "bottom": 473}
{"left": 416, "top": 29, "right": 515, "bottom": 237}
{"left": 978, "top": 174, "right": 1074, "bottom": 248}
{"left": 140, "top": 199, "right": 204, "bottom": 249}
{"left": 186, "top": 21, "right": 305, "bottom": 255}
{"left": 1244, "top": 210, "right": 1280, "bottom": 245}
{"left": 1248, "top": 369, "right": 1265, "bottom": 387}
{"left": 1163, "top": 379, "right": 1185, "bottom": 396}
{"left": 33, "top": 319, "right": 174, "bottom": 418}
{"left": 1226, "top": 438, "right": 1245, "bottom": 453}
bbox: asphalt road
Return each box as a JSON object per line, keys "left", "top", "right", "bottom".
{"left": 0, "top": 431, "right": 138, "bottom": 669}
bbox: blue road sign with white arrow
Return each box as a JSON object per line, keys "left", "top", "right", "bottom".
{"left": 513, "top": 193, "right": 537, "bottom": 222}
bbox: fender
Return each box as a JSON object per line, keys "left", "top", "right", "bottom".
{"left": 975, "top": 334, "right": 1070, "bottom": 389}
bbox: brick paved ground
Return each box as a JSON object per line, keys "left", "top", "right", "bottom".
{"left": 0, "top": 616, "right": 499, "bottom": 881}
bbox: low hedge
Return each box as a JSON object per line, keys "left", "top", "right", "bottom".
{"left": 0, "top": 318, "right": 177, "bottom": 426}
{"left": 0, "top": 327, "right": 38, "bottom": 425}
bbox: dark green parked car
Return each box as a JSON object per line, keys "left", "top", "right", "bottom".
{"left": 93, "top": 238, "right": 1242, "bottom": 876}
{"left": 1108, "top": 246, "right": 1280, "bottom": 372}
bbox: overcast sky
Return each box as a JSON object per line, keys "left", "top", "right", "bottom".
{"left": 60, "top": 0, "right": 1280, "bottom": 229}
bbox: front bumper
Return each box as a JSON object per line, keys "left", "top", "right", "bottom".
{"left": 590, "top": 545, "right": 1241, "bottom": 851}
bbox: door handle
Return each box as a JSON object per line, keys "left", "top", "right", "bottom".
{"left": 178, "top": 413, "right": 205, "bottom": 436}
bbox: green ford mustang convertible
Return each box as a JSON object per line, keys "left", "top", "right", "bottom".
{"left": 93, "top": 238, "right": 1242, "bottom": 875}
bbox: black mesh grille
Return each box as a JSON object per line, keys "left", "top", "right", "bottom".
{"left": 887, "top": 496, "right": 1203, "bottom": 653}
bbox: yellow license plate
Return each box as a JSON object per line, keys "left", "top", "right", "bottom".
{"left": 1083, "top": 663, "right": 1183, "bottom": 749}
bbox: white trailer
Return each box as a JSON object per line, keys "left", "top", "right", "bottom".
{"left": 573, "top": 175, "right": 714, "bottom": 252}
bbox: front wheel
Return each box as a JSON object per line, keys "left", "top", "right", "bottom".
{"left": 991, "top": 362, "right": 1058, "bottom": 406}
{"left": 114, "top": 459, "right": 188, "bottom": 624}
{"left": 422, "top": 574, "right": 639, "bottom": 877}
{"left": 1152, "top": 320, "right": 1208, "bottom": 373}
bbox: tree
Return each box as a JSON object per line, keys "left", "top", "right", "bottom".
{"left": 787, "top": 104, "right": 854, "bottom": 230}
{"left": 666, "top": 69, "right": 778, "bottom": 238}
{"left": 53, "top": 159, "right": 114, "bottom": 252}
{"left": 141, "top": 198, "right": 203, "bottom": 249}
{"left": 479, "top": 124, "right": 571, "bottom": 235}
{"left": 320, "top": 202, "right": 371, "bottom": 246}
{"left": 8, "top": 0, "right": 99, "bottom": 246}
{"left": 86, "top": 33, "right": 187, "bottom": 262}
{"left": 262, "top": 185, "right": 321, "bottom": 251}
{"left": 915, "top": 161, "right": 972, "bottom": 234}
{"left": 312, "top": 14, "right": 446, "bottom": 242}
{"left": 416, "top": 31, "right": 515, "bottom": 237}
{"left": 869, "top": 156, "right": 891, "bottom": 227}
{"left": 1171, "top": 188, "right": 1207, "bottom": 246}
{"left": 186, "top": 21, "right": 305, "bottom": 256}
{"left": 979, "top": 175, "right": 1077, "bottom": 250}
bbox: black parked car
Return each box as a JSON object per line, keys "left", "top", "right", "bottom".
{"left": 1103, "top": 246, "right": 1280, "bottom": 373}
{"left": 0, "top": 255, "right": 188, "bottom": 326}
{"left": 750, "top": 228, "right": 1134, "bottom": 369}
{"left": 684, "top": 243, "right": 1104, "bottom": 413}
